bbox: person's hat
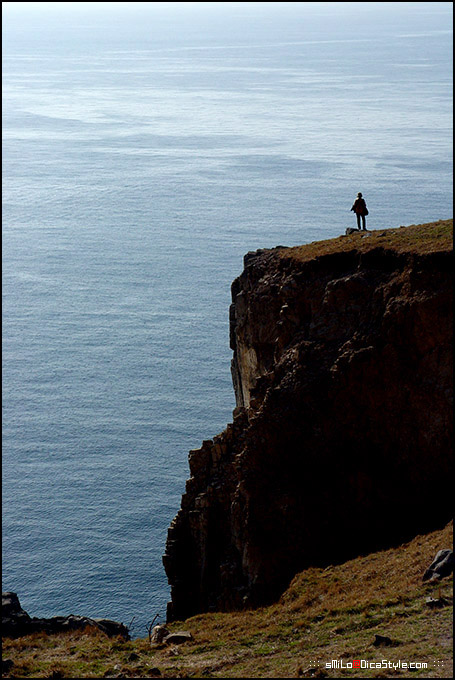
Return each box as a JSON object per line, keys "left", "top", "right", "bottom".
{"left": 357, "top": 192, "right": 362, "bottom": 197}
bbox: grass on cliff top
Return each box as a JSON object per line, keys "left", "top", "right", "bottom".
{"left": 3, "top": 522, "right": 453, "bottom": 679}
{"left": 282, "top": 219, "right": 453, "bottom": 263}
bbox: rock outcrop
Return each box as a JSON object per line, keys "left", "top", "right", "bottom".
{"left": 163, "top": 223, "right": 453, "bottom": 622}
{"left": 422, "top": 549, "right": 454, "bottom": 581}
{"left": 2, "top": 592, "right": 129, "bottom": 639}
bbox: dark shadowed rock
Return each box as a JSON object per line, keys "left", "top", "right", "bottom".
{"left": 373, "top": 634, "right": 394, "bottom": 647}
{"left": 2, "top": 592, "right": 129, "bottom": 639}
{"left": 425, "top": 596, "right": 449, "bottom": 609}
{"left": 92, "top": 618, "right": 130, "bottom": 638}
{"left": 2, "top": 659, "right": 14, "bottom": 674}
{"left": 2, "top": 592, "right": 31, "bottom": 637}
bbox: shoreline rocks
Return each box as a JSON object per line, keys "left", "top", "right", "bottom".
{"left": 2, "top": 592, "right": 130, "bottom": 639}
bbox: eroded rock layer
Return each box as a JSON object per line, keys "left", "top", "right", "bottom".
{"left": 163, "top": 228, "right": 453, "bottom": 622}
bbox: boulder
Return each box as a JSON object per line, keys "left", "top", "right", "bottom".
{"left": 422, "top": 549, "right": 454, "bottom": 581}
{"left": 150, "top": 624, "right": 170, "bottom": 644}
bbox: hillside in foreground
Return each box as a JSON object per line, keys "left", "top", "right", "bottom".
{"left": 2, "top": 521, "right": 453, "bottom": 678}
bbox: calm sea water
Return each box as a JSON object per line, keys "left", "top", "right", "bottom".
{"left": 2, "top": 2, "right": 452, "bottom": 637}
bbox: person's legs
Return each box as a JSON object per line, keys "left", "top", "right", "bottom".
{"left": 356, "top": 214, "right": 361, "bottom": 230}
{"left": 362, "top": 215, "right": 366, "bottom": 230}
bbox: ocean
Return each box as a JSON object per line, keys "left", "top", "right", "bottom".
{"left": 2, "top": 1, "right": 452, "bottom": 637}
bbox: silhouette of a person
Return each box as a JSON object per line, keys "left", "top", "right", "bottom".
{"left": 351, "top": 192, "right": 368, "bottom": 230}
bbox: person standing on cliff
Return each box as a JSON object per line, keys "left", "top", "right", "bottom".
{"left": 351, "top": 192, "right": 369, "bottom": 230}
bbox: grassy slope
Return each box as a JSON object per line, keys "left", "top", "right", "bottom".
{"left": 3, "top": 222, "right": 453, "bottom": 679}
{"left": 281, "top": 219, "right": 453, "bottom": 262}
{"left": 3, "top": 522, "right": 452, "bottom": 678}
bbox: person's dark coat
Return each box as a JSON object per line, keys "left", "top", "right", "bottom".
{"left": 351, "top": 197, "right": 368, "bottom": 216}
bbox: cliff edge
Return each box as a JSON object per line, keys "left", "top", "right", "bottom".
{"left": 163, "top": 220, "right": 453, "bottom": 622}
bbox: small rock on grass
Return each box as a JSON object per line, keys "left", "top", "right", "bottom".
{"left": 425, "top": 596, "right": 449, "bottom": 609}
{"left": 163, "top": 630, "right": 193, "bottom": 645}
{"left": 373, "top": 634, "right": 394, "bottom": 647}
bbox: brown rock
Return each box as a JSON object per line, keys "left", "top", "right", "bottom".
{"left": 150, "top": 625, "right": 170, "bottom": 644}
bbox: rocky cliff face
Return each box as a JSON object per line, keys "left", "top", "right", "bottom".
{"left": 163, "top": 224, "right": 453, "bottom": 622}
